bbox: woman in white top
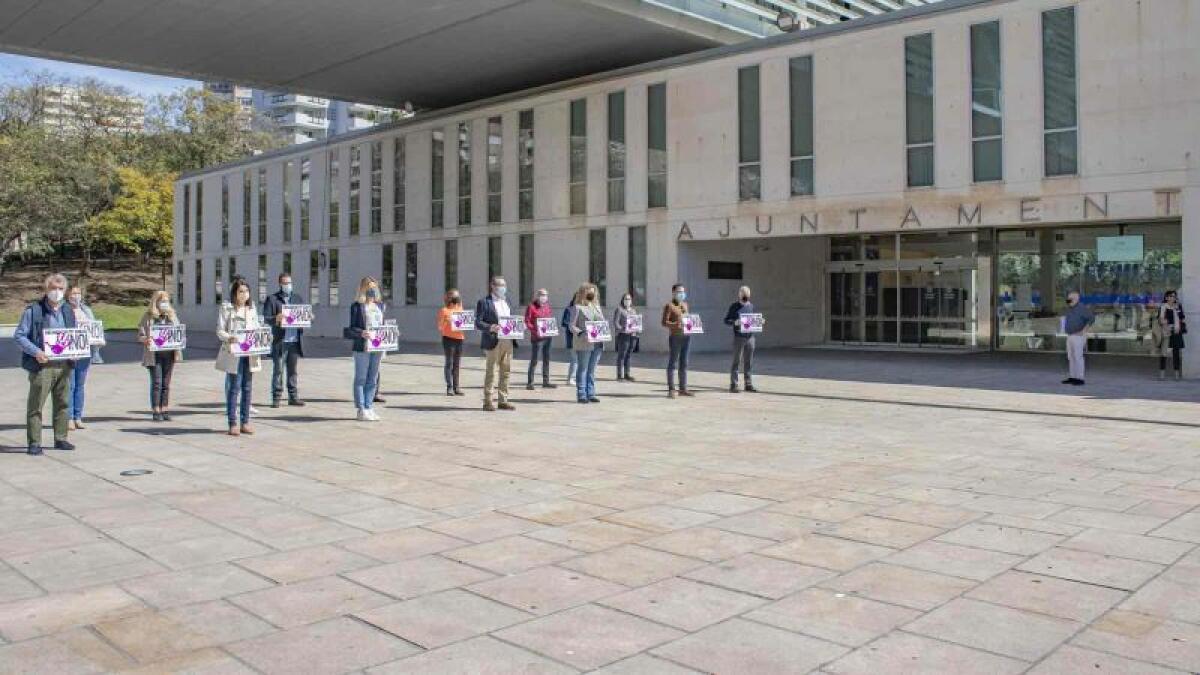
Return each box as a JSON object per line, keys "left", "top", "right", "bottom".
{"left": 216, "top": 278, "right": 262, "bottom": 436}
{"left": 349, "top": 277, "right": 386, "bottom": 421}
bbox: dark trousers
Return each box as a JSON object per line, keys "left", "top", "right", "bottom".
{"left": 731, "top": 335, "right": 755, "bottom": 386}
{"left": 528, "top": 338, "right": 551, "bottom": 384}
{"left": 148, "top": 353, "right": 175, "bottom": 409}
{"left": 272, "top": 342, "right": 301, "bottom": 401}
{"left": 442, "top": 337, "right": 463, "bottom": 390}
{"left": 667, "top": 334, "right": 691, "bottom": 391}
{"left": 27, "top": 363, "right": 70, "bottom": 446}
{"left": 615, "top": 333, "right": 635, "bottom": 378}
{"left": 1160, "top": 348, "right": 1183, "bottom": 372}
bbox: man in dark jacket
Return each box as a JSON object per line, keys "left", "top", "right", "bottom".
{"left": 476, "top": 276, "right": 516, "bottom": 411}
{"left": 262, "top": 273, "right": 306, "bottom": 407}
{"left": 723, "top": 285, "right": 759, "bottom": 393}
{"left": 14, "top": 273, "right": 77, "bottom": 455}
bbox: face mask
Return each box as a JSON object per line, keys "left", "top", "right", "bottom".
{"left": 494, "top": 286, "right": 507, "bottom": 297}
{"left": 673, "top": 291, "right": 686, "bottom": 302}
{"left": 158, "top": 302, "right": 171, "bottom": 313}
{"left": 740, "top": 295, "right": 750, "bottom": 303}
{"left": 449, "top": 296, "right": 460, "bottom": 306}
{"left": 537, "top": 295, "right": 548, "bottom": 304}
{"left": 282, "top": 284, "right": 293, "bottom": 294}
{"left": 623, "top": 298, "right": 632, "bottom": 308}
{"left": 585, "top": 292, "right": 595, "bottom": 302}
{"left": 69, "top": 295, "right": 82, "bottom": 306}
{"left": 47, "top": 289, "right": 64, "bottom": 303}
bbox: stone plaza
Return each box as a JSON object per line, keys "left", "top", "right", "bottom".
{"left": 0, "top": 335, "right": 1199, "bottom": 673}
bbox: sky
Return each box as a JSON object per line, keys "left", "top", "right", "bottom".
{"left": 0, "top": 53, "right": 197, "bottom": 97}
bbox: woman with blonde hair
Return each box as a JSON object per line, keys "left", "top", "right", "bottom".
{"left": 571, "top": 282, "right": 605, "bottom": 403}
{"left": 348, "top": 276, "right": 386, "bottom": 420}
{"left": 216, "top": 278, "right": 261, "bottom": 436}
{"left": 139, "top": 290, "right": 182, "bottom": 422}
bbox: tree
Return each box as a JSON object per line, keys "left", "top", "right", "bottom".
{"left": 90, "top": 168, "right": 174, "bottom": 282}
{"left": 141, "top": 89, "right": 285, "bottom": 174}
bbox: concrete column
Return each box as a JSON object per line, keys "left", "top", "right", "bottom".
{"left": 587, "top": 93, "right": 607, "bottom": 216}
{"left": 502, "top": 111, "right": 520, "bottom": 223}
{"left": 1183, "top": 184, "right": 1200, "bottom": 378}
{"left": 535, "top": 103, "right": 567, "bottom": 221}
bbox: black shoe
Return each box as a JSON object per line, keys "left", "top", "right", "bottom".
{"left": 526, "top": 383, "right": 536, "bottom": 391}
{"left": 745, "top": 385, "right": 758, "bottom": 393}
{"left": 161, "top": 412, "right": 172, "bottom": 422}
{"left": 53, "top": 440, "right": 75, "bottom": 452}
{"left": 1062, "top": 378, "right": 1075, "bottom": 385}
{"left": 447, "top": 388, "right": 455, "bottom": 397}
{"left": 1073, "top": 379, "right": 1085, "bottom": 386}
{"left": 373, "top": 395, "right": 386, "bottom": 404}
{"left": 289, "top": 399, "right": 306, "bottom": 407}
{"left": 271, "top": 399, "right": 281, "bottom": 409}
{"left": 542, "top": 382, "right": 557, "bottom": 389}
{"left": 624, "top": 375, "right": 636, "bottom": 382}
{"left": 577, "top": 398, "right": 589, "bottom": 404}
{"left": 730, "top": 385, "right": 740, "bottom": 393}
{"left": 152, "top": 412, "right": 163, "bottom": 422}
{"left": 26, "top": 445, "right": 42, "bottom": 456}
{"left": 453, "top": 389, "right": 465, "bottom": 396}
{"left": 588, "top": 397, "right": 600, "bottom": 403}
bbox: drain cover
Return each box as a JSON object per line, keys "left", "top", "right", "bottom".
{"left": 119, "top": 469, "right": 153, "bottom": 477}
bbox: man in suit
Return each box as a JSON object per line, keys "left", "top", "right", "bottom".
{"left": 262, "top": 273, "right": 306, "bottom": 407}
{"left": 476, "top": 276, "right": 516, "bottom": 412}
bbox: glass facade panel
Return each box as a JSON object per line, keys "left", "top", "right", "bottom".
{"left": 519, "top": 233, "right": 534, "bottom": 303}
{"left": 393, "top": 137, "right": 406, "bottom": 231}
{"left": 348, "top": 146, "right": 360, "bottom": 235}
{"left": 195, "top": 182, "right": 203, "bottom": 251}
{"left": 647, "top": 83, "right": 667, "bottom": 209}
{"left": 737, "top": 65, "right": 760, "bottom": 201}
{"left": 310, "top": 250, "right": 320, "bottom": 306}
{"left": 282, "top": 160, "right": 293, "bottom": 243}
{"left": 971, "top": 21, "right": 1003, "bottom": 182}
{"left": 589, "top": 228, "right": 607, "bottom": 306}
{"left": 432, "top": 130, "right": 444, "bottom": 228}
{"left": 220, "top": 176, "right": 229, "bottom": 248}
{"left": 569, "top": 99, "right": 587, "bottom": 215}
{"left": 406, "top": 243, "right": 418, "bottom": 305}
{"left": 789, "top": 56, "right": 814, "bottom": 196}
{"left": 519, "top": 110, "right": 534, "bottom": 220}
{"left": 905, "top": 33, "right": 935, "bottom": 187}
{"left": 628, "top": 225, "right": 647, "bottom": 306}
{"left": 370, "top": 142, "right": 382, "bottom": 234}
{"left": 257, "top": 254, "right": 267, "bottom": 302}
{"left": 607, "top": 91, "right": 626, "bottom": 213}
{"left": 1043, "top": 7, "right": 1077, "bottom": 176}
{"left": 445, "top": 239, "right": 457, "bottom": 292}
{"left": 242, "top": 172, "right": 251, "bottom": 246}
{"left": 328, "top": 248, "right": 339, "bottom": 305}
{"left": 488, "top": 116, "right": 502, "bottom": 224}
{"left": 381, "top": 243, "right": 393, "bottom": 301}
{"left": 182, "top": 184, "right": 190, "bottom": 253}
{"left": 458, "top": 121, "right": 472, "bottom": 226}
{"left": 300, "top": 157, "right": 311, "bottom": 240}
{"left": 326, "top": 153, "right": 339, "bottom": 239}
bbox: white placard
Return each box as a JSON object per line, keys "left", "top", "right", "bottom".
{"left": 232, "top": 327, "right": 273, "bottom": 357}
{"left": 625, "top": 314, "right": 643, "bottom": 334}
{"left": 367, "top": 323, "right": 400, "bottom": 352}
{"left": 148, "top": 324, "right": 186, "bottom": 352}
{"left": 78, "top": 319, "right": 106, "bottom": 346}
{"left": 536, "top": 316, "right": 560, "bottom": 337}
{"left": 739, "top": 313, "right": 764, "bottom": 333}
{"left": 682, "top": 314, "right": 704, "bottom": 335}
{"left": 586, "top": 320, "right": 612, "bottom": 343}
{"left": 42, "top": 328, "right": 90, "bottom": 360}
{"left": 450, "top": 310, "right": 476, "bottom": 331}
{"left": 497, "top": 316, "right": 525, "bottom": 340}
{"left": 281, "top": 304, "right": 313, "bottom": 328}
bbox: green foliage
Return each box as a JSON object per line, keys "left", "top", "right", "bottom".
{"left": 89, "top": 168, "right": 174, "bottom": 262}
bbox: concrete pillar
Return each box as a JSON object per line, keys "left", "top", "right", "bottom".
{"left": 1183, "top": 184, "right": 1200, "bottom": 378}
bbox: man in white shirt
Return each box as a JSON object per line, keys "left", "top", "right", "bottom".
{"left": 475, "top": 276, "right": 516, "bottom": 411}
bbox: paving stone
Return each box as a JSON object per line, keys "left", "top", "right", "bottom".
{"left": 1028, "top": 644, "right": 1186, "bottom": 675}
{"left": 709, "top": 511, "right": 829, "bottom": 541}
{"left": 824, "top": 631, "right": 1027, "bottom": 674}
{"left": 641, "top": 527, "right": 773, "bottom": 562}
{"left": 1017, "top": 547, "right": 1163, "bottom": 590}
{"left": 822, "top": 515, "right": 943, "bottom": 549}
{"left": 345, "top": 555, "right": 494, "bottom": 599}
{"left": 331, "top": 504, "right": 440, "bottom": 532}
{"left": 964, "top": 495, "right": 1065, "bottom": 519}
{"left": 0, "top": 585, "right": 146, "bottom": 641}
{"left": 355, "top": 589, "right": 531, "bottom": 648}
{"left": 366, "top": 635, "right": 575, "bottom": 674}
{"left": 526, "top": 520, "right": 651, "bottom": 552}
{"left": 441, "top": 535, "right": 579, "bottom": 574}
{"left": 746, "top": 587, "right": 920, "bottom": 647}
{"left": 966, "top": 571, "right": 1127, "bottom": 623}
{"left": 652, "top": 618, "right": 846, "bottom": 674}
{"left": 572, "top": 487, "right": 673, "bottom": 510}
{"left": 228, "top": 616, "right": 419, "bottom": 674}
{"left": 141, "top": 533, "right": 272, "bottom": 570}
{"left": 904, "top": 597, "right": 1080, "bottom": 661}
{"left": 558, "top": 544, "right": 706, "bottom": 586}
{"left": 820, "top": 563, "right": 975, "bottom": 611}
{"left": 496, "top": 604, "right": 683, "bottom": 670}
{"left": 1050, "top": 507, "right": 1169, "bottom": 534}
{"left": 980, "top": 514, "right": 1085, "bottom": 536}
{"left": 1073, "top": 610, "right": 1200, "bottom": 672}
{"left": 0, "top": 524, "right": 105, "bottom": 558}
{"left": 500, "top": 499, "right": 616, "bottom": 525}
{"left": 590, "top": 654, "right": 702, "bottom": 674}
{"left": 884, "top": 540, "right": 1022, "bottom": 581}
{"left": 683, "top": 553, "right": 835, "bottom": 599}
{"left": 95, "top": 600, "right": 274, "bottom": 662}
{"left": 666, "top": 492, "right": 772, "bottom": 516}
{"left": 234, "top": 544, "right": 378, "bottom": 583}
{"left": 6, "top": 541, "right": 166, "bottom": 593}
{"left": 0, "top": 569, "right": 44, "bottom": 604}
{"left": 760, "top": 534, "right": 894, "bottom": 571}
{"left": 1149, "top": 512, "right": 1200, "bottom": 543}
{"left": 229, "top": 575, "right": 392, "bottom": 627}
{"left": 1120, "top": 576, "right": 1200, "bottom": 624}
{"left": 339, "top": 528, "right": 468, "bottom": 561}
{"left": 0, "top": 628, "right": 132, "bottom": 674}
{"left": 769, "top": 497, "right": 874, "bottom": 522}
{"left": 424, "top": 511, "right": 542, "bottom": 542}
{"left": 601, "top": 505, "right": 717, "bottom": 533}
{"left": 468, "top": 566, "right": 626, "bottom": 615}
{"left": 120, "top": 563, "right": 274, "bottom": 608}
{"left": 935, "top": 522, "right": 1063, "bottom": 555}
{"left": 868, "top": 502, "right": 981, "bottom": 529}
{"left": 600, "top": 577, "right": 765, "bottom": 631}
{"left": 1059, "top": 529, "right": 1193, "bottom": 565}
{"left": 1042, "top": 490, "right": 1146, "bottom": 511}
{"left": 118, "top": 647, "right": 257, "bottom": 675}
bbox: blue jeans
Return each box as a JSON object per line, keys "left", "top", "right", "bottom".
{"left": 224, "top": 359, "right": 252, "bottom": 425}
{"left": 67, "top": 357, "right": 90, "bottom": 420}
{"left": 566, "top": 348, "right": 578, "bottom": 381}
{"left": 576, "top": 347, "right": 602, "bottom": 400}
{"left": 353, "top": 351, "right": 383, "bottom": 410}
{"left": 667, "top": 335, "right": 691, "bottom": 391}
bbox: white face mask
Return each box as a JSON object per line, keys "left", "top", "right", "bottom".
{"left": 69, "top": 295, "right": 82, "bottom": 306}
{"left": 282, "top": 284, "right": 293, "bottom": 294}
{"left": 158, "top": 302, "right": 171, "bottom": 313}
{"left": 623, "top": 298, "right": 632, "bottom": 308}
{"left": 494, "top": 286, "right": 507, "bottom": 298}
{"left": 537, "top": 294, "right": 548, "bottom": 304}
{"left": 47, "top": 289, "right": 64, "bottom": 303}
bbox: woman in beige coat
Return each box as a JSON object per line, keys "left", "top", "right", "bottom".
{"left": 571, "top": 282, "right": 605, "bottom": 404}
{"left": 216, "top": 279, "right": 262, "bottom": 436}
{"left": 138, "top": 290, "right": 182, "bottom": 422}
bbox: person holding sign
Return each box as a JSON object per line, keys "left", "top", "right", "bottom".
{"left": 723, "top": 286, "right": 760, "bottom": 393}
{"left": 348, "top": 277, "right": 387, "bottom": 421}
{"left": 216, "top": 279, "right": 262, "bottom": 436}
{"left": 661, "top": 283, "right": 694, "bottom": 399}
{"left": 613, "top": 291, "right": 640, "bottom": 382}
{"left": 475, "top": 276, "right": 516, "bottom": 411}
{"left": 571, "top": 283, "right": 606, "bottom": 403}
{"left": 139, "top": 291, "right": 182, "bottom": 422}
{"left": 262, "top": 274, "right": 307, "bottom": 408}
{"left": 437, "top": 290, "right": 467, "bottom": 396}
{"left": 523, "top": 288, "right": 558, "bottom": 391}
{"left": 14, "top": 273, "right": 78, "bottom": 455}
{"left": 65, "top": 286, "right": 98, "bottom": 429}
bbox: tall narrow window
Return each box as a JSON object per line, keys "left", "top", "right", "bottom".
{"left": 432, "top": 130, "right": 444, "bottom": 228}
{"left": 488, "top": 236, "right": 502, "bottom": 282}
{"left": 789, "top": 56, "right": 815, "bottom": 196}
{"left": 381, "top": 244, "right": 394, "bottom": 301}
{"left": 1043, "top": 7, "right": 1077, "bottom": 177}
{"left": 405, "top": 242, "right": 418, "bottom": 305}
{"left": 458, "top": 122, "right": 472, "bottom": 226}
{"left": 647, "top": 84, "right": 667, "bottom": 209}
{"left": 628, "top": 225, "right": 646, "bottom": 306}
{"left": 182, "top": 184, "right": 190, "bottom": 253}
{"left": 228, "top": 258, "right": 236, "bottom": 295}
{"left": 348, "top": 146, "right": 360, "bottom": 235}
{"left": 257, "top": 254, "right": 267, "bottom": 302}
{"left": 328, "top": 151, "right": 340, "bottom": 238}
{"left": 519, "top": 234, "right": 533, "bottom": 304}
{"left": 393, "top": 137, "right": 405, "bottom": 231}
{"left": 195, "top": 182, "right": 204, "bottom": 250}
{"left": 194, "top": 260, "right": 202, "bottom": 304}
{"left": 569, "top": 99, "right": 587, "bottom": 215}
{"left": 971, "top": 21, "right": 1003, "bottom": 182}
{"left": 282, "top": 160, "right": 293, "bottom": 243}
{"left": 905, "top": 33, "right": 935, "bottom": 188}
{"left": 176, "top": 261, "right": 184, "bottom": 305}
{"left": 220, "top": 176, "right": 229, "bottom": 248}
{"left": 518, "top": 110, "right": 534, "bottom": 220}
{"left": 214, "top": 258, "right": 223, "bottom": 305}
{"left": 242, "top": 170, "right": 252, "bottom": 246}
{"left": 370, "top": 141, "right": 382, "bottom": 234}
{"left": 309, "top": 251, "right": 320, "bottom": 305}
{"left": 607, "top": 91, "right": 626, "bottom": 213}
{"left": 444, "top": 240, "right": 458, "bottom": 292}
{"left": 257, "top": 167, "right": 267, "bottom": 244}
{"left": 282, "top": 252, "right": 291, "bottom": 276}
{"left": 737, "top": 66, "right": 761, "bottom": 201}
{"left": 328, "top": 248, "right": 339, "bottom": 305}
{"left": 300, "top": 157, "right": 311, "bottom": 240}
{"left": 487, "top": 116, "right": 502, "bottom": 224}
{"left": 589, "top": 229, "right": 607, "bottom": 306}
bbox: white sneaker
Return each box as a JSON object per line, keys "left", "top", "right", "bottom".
{"left": 367, "top": 408, "right": 381, "bottom": 421}
{"left": 250, "top": 407, "right": 261, "bottom": 415}
{"left": 356, "top": 409, "right": 368, "bottom": 421}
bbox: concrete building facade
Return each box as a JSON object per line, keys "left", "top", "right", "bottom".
{"left": 174, "top": 0, "right": 1200, "bottom": 372}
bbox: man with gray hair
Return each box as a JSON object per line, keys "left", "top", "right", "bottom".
{"left": 723, "top": 285, "right": 759, "bottom": 393}
{"left": 13, "top": 273, "right": 78, "bottom": 455}
{"left": 1062, "top": 290, "right": 1094, "bottom": 386}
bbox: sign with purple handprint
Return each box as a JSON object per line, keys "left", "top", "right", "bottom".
{"left": 682, "top": 314, "right": 704, "bottom": 335}
{"left": 366, "top": 324, "right": 400, "bottom": 352}
{"left": 626, "top": 314, "right": 643, "bottom": 334}
{"left": 233, "top": 327, "right": 273, "bottom": 357}
{"left": 148, "top": 325, "right": 186, "bottom": 352}
{"left": 78, "top": 320, "right": 106, "bottom": 346}
{"left": 585, "top": 320, "right": 612, "bottom": 343}
{"left": 281, "top": 304, "right": 313, "bottom": 328}
{"left": 740, "top": 313, "right": 764, "bottom": 333}
{"left": 497, "top": 316, "right": 525, "bottom": 340}
{"left": 536, "top": 317, "right": 559, "bottom": 338}
{"left": 41, "top": 328, "right": 91, "bottom": 360}
{"left": 450, "top": 310, "right": 476, "bottom": 331}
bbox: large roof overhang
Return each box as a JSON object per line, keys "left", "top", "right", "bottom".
{"left": 0, "top": 0, "right": 756, "bottom": 109}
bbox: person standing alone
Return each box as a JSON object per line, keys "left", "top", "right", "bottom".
{"left": 661, "top": 283, "right": 693, "bottom": 399}
{"left": 1062, "top": 291, "right": 1094, "bottom": 386}
{"left": 723, "top": 286, "right": 759, "bottom": 393}
{"left": 14, "top": 273, "right": 77, "bottom": 455}
{"left": 262, "top": 273, "right": 306, "bottom": 408}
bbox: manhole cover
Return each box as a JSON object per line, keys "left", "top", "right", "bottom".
{"left": 119, "top": 469, "right": 153, "bottom": 477}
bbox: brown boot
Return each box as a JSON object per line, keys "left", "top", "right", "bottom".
{"left": 240, "top": 424, "right": 255, "bottom": 435}
{"left": 498, "top": 402, "right": 516, "bottom": 411}
{"left": 679, "top": 389, "right": 694, "bottom": 397}
{"left": 483, "top": 402, "right": 496, "bottom": 412}
{"left": 668, "top": 390, "right": 678, "bottom": 399}
{"left": 227, "top": 426, "right": 240, "bottom": 437}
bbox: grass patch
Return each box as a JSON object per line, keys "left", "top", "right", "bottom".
{"left": 0, "top": 303, "right": 144, "bottom": 329}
